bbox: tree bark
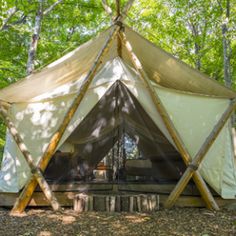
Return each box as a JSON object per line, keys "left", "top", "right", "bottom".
{"left": 101, "top": 0, "right": 113, "bottom": 17}
{"left": 194, "top": 40, "right": 201, "bottom": 71}
{"left": 43, "top": 0, "right": 63, "bottom": 15}
{"left": 188, "top": 20, "right": 202, "bottom": 71}
{"left": 222, "top": 0, "right": 231, "bottom": 88}
{"left": 26, "top": 0, "right": 43, "bottom": 75}
{"left": 26, "top": 0, "right": 63, "bottom": 75}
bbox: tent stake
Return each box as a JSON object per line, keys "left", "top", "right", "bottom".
{"left": 164, "top": 98, "right": 236, "bottom": 208}
{"left": 120, "top": 31, "right": 220, "bottom": 210}
{"left": 0, "top": 106, "right": 60, "bottom": 212}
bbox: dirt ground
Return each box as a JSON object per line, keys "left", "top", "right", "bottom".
{"left": 0, "top": 207, "right": 235, "bottom": 236}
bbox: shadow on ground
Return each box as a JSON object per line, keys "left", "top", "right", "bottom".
{"left": 0, "top": 207, "right": 235, "bottom": 236}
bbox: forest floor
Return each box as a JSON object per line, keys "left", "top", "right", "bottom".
{"left": 0, "top": 207, "right": 235, "bottom": 236}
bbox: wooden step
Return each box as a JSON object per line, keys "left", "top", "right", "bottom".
{"left": 73, "top": 193, "right": 160, "bottom": 212}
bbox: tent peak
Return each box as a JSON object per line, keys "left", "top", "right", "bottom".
{"left": 102, "top": 0, "right": 135, "bottom": 25}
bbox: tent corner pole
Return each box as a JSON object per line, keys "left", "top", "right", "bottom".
{"left": 119, "top": 30, "right": 219, "bottom": 210}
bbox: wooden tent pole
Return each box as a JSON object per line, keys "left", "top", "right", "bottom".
{"left": 0, "top": 106, "right": 60, "bottom": 212}
{"left": 0, "top": 100, "right": 11, "bottom": 109}
{"left": 122, "top": 0, "right": 135, "bottom": 16}
{"left": 11, "top": 0, "right": 135, "bottom": 214}
{"left": 115, "top": 0, "right": 134, "bottom": 58}
{"left": 164, "top": 98, "right": 236, "bottom": 208}
{"left": 116, "top": 0, "right": 121, "bottom": 17}
{"left": 119, "top": 31, "right": 219, "bottom": 210}
{"left": 11, "top": 27, "right": 119, "bottom": 214}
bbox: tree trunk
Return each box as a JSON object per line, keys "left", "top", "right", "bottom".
{"left": 189, "top": 22, "right": 201, "bottom": 71}
{"left": 26, "top": 0, "right": 63, "bottom": 75}
{"left": 222, "top": 0, "right": 231, "bottom": 88}
{"left": 26, "top": 0, "right": 43, "bottom": 75}
{"left": 194, "top": 42, "right": 201, "bottom": 71}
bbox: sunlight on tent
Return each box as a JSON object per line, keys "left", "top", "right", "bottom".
{"left": 153, "top": 71, "right": 161, "bottom": 83}
{"left": 48, "top": 50, "right": 78, "bottom": 68}
{"left": 3, "top": 173, "right": 11, "bottom": 181}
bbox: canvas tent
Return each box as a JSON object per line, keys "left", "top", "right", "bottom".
{"left": 0, "top": 7, "right": 236, "bottom": 212}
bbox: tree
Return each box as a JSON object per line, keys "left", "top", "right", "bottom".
{"left": 218, "top": 0, "right": 232, "bottom": 88}
{"left": 26, "top": 0, "right": 63, "bottom": 75}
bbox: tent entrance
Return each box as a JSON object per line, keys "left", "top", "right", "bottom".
{"left": 44, "top": 81, "right": 185, "bottom": 185}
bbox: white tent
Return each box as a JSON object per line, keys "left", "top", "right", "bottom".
{"left": 0, "top": 24, "right": 236, "bottom": 208}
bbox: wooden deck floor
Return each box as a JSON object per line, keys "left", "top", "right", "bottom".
{"left": 0, "top": 183, "right": 235, "bottom": 209}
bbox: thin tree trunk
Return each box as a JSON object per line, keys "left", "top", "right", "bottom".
{"left": 26, "top": 0, "right": 63, "bottom": 75}
{"left": 219, "top": 0, "right": 233, "bottom": 124}
{"left": 194, "top": 42, "right": 201, "bottom": 71}
{"left": 101, "top": 0, "right": 113, "bottom": 17}
{"left": 222, "top": 0, "right": 231, "bottom": 88}
{"left": 188, "top": 21, "right": 201, "bottom": 71}
{"left": 0, "top": 6, "right": 18, "bottom": 31}
{"left": 26, "top": 0, "right": 43, "bottom": 75}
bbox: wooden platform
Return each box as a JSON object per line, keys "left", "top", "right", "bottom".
{"left": 0, "top": 183, "right": 235, "bottom": 209}
{"left": 38, "top": 182, "right": 202, "bottom": 195}
{"left": 73, "top": 193, "right": 160, "bottom": 212}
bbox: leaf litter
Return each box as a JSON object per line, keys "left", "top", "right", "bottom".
{"left": 0, "top": 207, "right": 235, "bottom": 236}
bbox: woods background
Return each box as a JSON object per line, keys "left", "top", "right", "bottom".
{"left": 0, "top": 0, "right": 235, "bottom": 156}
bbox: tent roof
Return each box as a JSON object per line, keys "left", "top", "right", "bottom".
{"left": 122, "top": 26, "right": 236, "bottom": 98}
{"left": 0, "top": 24, "right": 235, "bottom": 103}
{"left": 0, "top": 26, "right": 118, "bottom": 103}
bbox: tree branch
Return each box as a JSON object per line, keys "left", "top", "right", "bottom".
{"left": 0, "top": 6, "right": 18, "bottom": 31}
{"left": 43, "top": 0, "right": 63, "bottom": 16}
{"left": 101, "top": 0, "right": 112, "bottom": 17}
